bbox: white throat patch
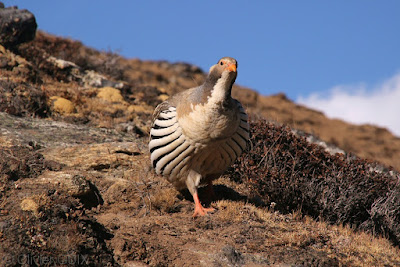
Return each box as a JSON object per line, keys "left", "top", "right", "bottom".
{"left": 208, "top": 71, "right": 230, "bottom": 105}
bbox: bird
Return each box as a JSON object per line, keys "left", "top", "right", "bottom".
{"left": 149, "top": 57, "right": 249, "bottom": 217}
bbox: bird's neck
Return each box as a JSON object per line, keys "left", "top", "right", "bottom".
{"left": 204, "top": 72, "right": 234, "bottom": 105}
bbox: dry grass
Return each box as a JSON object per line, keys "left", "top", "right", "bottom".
{"left": 215, "top": 200, "right": 251, "bottom": 223}
{"left": 230, "top": 119, "right": 400, "bottom": 247}
{"left": 216, "top": 199, "right": 400, "bottom": 266}
{"left": 150, "top": 187, "right": 181, "bottom": 213}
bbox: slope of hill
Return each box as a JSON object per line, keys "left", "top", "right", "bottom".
{"left": 13, "top": 30, "right": 400, "bottom": 171}
{"left": 1, "top": 16, "right": 400, "bottom": 266}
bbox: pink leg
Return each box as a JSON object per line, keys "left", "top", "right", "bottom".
{"left": 192, "top": 192, "right": 215, "bottom": 217}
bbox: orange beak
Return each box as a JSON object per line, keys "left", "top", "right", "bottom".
{"left": 227, "top": 63, "right": 237, "bottom": 72}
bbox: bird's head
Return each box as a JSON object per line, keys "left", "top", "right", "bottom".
{"left": 209, "top": 57, "right": 237, "bottom": 82}
{"left": 203, "top": 57, "right": 238, "bottom": 99}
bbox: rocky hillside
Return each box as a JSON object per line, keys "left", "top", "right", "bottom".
{"left": 4, "top": 26, "right": 399, "bottom": 171}
{"left": 1, "top": 5, "right": 400, "bottom": 266}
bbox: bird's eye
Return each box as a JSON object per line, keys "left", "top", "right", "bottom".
{"left": 220, "top": 61, "right": 224, "bottom": 66}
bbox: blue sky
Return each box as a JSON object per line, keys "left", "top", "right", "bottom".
{"left": 10, "top": 1, "right": 400, "bottom": 136}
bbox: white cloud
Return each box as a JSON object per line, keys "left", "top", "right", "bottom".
{"left": 297, "top": 72, "right": 400, "bottom": 137}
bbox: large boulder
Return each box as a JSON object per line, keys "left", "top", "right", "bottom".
{"left": 0, "top": 3, "right": 37, "bottom": 48}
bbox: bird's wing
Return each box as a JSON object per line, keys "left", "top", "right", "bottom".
{"left": 152, "top": 87, "right": 199, "bottom": 124}
{"left": 151, "top": 100, "right": 174, "bottom": 124}
{"left": 149, "top": 97, "right": 195, "bottom": 177}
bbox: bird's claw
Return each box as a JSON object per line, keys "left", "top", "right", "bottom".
{"left": 192, "top": 206, "right": 215, "bottom": 217}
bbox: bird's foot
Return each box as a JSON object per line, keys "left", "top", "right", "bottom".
{"left": 192, "top": 192, "right": 215, "bottom": 217}
{"left": 192, "top": 205, "right": 215, "bottom": 217}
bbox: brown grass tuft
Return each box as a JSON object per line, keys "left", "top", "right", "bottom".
{"left": 150, "top": 187, "right": 181, "bottom": 213}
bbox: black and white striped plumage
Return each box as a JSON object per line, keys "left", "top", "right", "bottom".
{"left": 149, "top": 57, "right": 249, "bottom": 217}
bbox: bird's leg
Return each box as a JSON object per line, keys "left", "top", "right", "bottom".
{"left": 193, "top": 192, "right": 215, "bottom": 217}
{"left": 187, "top": 170, "right": 215, "bottom": 217}
{"left": 206, "top": 181, "right": 217, "bottom": 201}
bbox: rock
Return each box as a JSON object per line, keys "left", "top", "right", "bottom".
{"left": 97, "top": 87, "right": 125, "bottom": 103}
{"left": 42, "top": 142, "right": 142, "bottom": 170}
{"left": 82, "top": 70, "right": 124, "bottom": 88}
{"left": 18, "top": 171, "right": 93, "bottom": 197}
{"left": 0, "top": 112, "right": 139, "bottom": 149}
{"left": 36, "top": 171, "right": 92, "bottom": 197}
{"left": 20, "top": 195, "right": 48, "bottom": 215}
{"left": 50, "top": 96, "right": 76, "bottom": 114}
{"left": 292, "top": 128, "right": 346, "bottom": 155}
{"left": 20, "top": 197, "right": 40, "bottom": 213}
{"left": 219, "top": 246, "right": 245, "bottom": 266}
{"left": 47, "top": 55, "right": 79, "bottom": 70}
{"left": 0, "top": 5, "right": 37, "bottom": 48}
